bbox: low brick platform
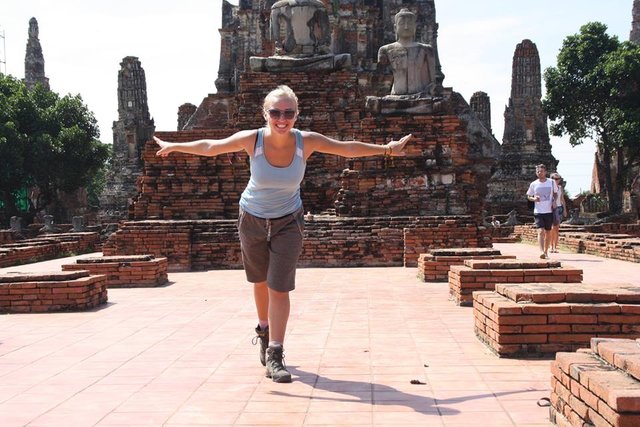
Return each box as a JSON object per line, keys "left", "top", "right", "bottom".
{"left": 449, "top": 259, "right": 583, "bottom": 306}
{"left": 62, "top": 255, "right": 168, "bottom": 288}
{"left": 0, "top": 232, "right": 100, "bottom": 268}
{"left": 514, "top": 224, "right": 640, "bottom": 263}
{"left": 474, "top": 282, "right": 640, "bottom": 358}
{"left": 551, "top": 338, "right": 640, "bottom": 427}
{"left": 0, "top": 270, "right": 107, "bottom": 313}
{"left": 417, "top": 247, "right": 516, "bottom": 282}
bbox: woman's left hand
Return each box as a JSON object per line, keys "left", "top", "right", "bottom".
{"left": 388, "top": 134, "right": 413, "bottom": 156}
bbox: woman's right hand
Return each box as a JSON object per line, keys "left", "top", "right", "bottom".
{"left": 154, "top": 136, "right": 174, "bottom": 157}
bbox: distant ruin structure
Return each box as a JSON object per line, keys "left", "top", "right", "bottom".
{"left": 485, "top": 39, "right": 557, "bottom": 215}
{"left": 177, "top": 103, "right": 197, "bottom": 130}
{"left": 631, "top": 0, "right": 640, "bottom": 43}
{"left": 99, "top": 57, "right": 155, "bottom": 222}
{"left": 470, "top": 91, "right": 492, "bottom": 134}
{"left": 24, "top": 17, "right": 49, "bottom": 90}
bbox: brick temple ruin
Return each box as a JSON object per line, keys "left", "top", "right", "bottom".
{"left": 104, "top": 0, "right": 500, "bottom": 270}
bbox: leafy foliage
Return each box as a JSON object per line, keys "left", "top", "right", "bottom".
{"left": 0, "top": 74, "right": 110, "bottom": 224}
{"left": 543, "top": 22, "right": 640, "bottom": 213}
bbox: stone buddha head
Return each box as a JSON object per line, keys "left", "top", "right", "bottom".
{"left": 394, "top": 9, "right": 417, "bottom": 42}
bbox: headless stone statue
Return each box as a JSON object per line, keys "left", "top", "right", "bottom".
{"left": 270, "top": 0, "right": 330, "bottom": 57}
{"left": 377, "top": 9, "right": 439, "bottom": 97}
{"left": 250, "top": 0, "right": 351, "bottom": 72}
{"left": 40, "top": 215, "right": 60, "bottom": 233}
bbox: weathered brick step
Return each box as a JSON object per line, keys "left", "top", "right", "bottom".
{"left": 75, "top": 255, "right": 154, "bottom": 263}
{"left": 62, "top": 256, "right": 168, "bottom": 288}
{"left": 417, "top": 247, "right": 516, "bottom": 282}
{"left": 591, "top": 337, "right": 640, "bottom": 382}
{"left": 473, "top": 284, "right": 640, "bottom": 358}
{"left": 0, "top": 270, "right": 90, "bottom": 283}
{"left": 0, "top": 270, "right": 107, "bottom": 313}
{"left": 449, "top": 260, "right": 583, "bottom": 306}
{"left": 550, "top": 338, "right": 640, "bottom": 427}
{"left": 426, "top": 248, "right": 503, "bottom": 257}
{"left": 463, "top": 259, "right": 561, "bottom": 269}
{"left": 496, "top": 282, "right": 640, "bottom": 304}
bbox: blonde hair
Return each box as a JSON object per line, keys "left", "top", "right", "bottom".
{"left": 263, "top": 85, "right": 299, "bottom": 112}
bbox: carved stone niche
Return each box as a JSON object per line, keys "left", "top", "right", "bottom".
{"left": 249, "top": 0, "right": 352, "bottom": 73}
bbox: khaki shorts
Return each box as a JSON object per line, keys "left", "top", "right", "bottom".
{"left": 237, "top": 207, "right": 305, "bottom": 292}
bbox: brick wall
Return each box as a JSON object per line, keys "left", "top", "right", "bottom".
{"left": 0, "top": 233, "right": 100, "bottom": 268}
{"left": 62, "top": 255, "right": 168, "bottom": 288}
{"left": 0, "top": 231, "right": 17, "bottom": 244}
{"left": 103, "top": 215, "right": 489, "bottom": 271}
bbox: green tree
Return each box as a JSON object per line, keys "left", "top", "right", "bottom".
{"left": 0, "top": 74, "right": 110, "bottom": 224}
{"left": 543, "top": 22, "right": 640, "bottom": 213}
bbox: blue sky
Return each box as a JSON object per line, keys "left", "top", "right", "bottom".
{"left": 1, "top": 0, "right": 635, "bottom": 196}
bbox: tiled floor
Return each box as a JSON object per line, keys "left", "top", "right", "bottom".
{"left": 1, "top": 243, "right": 639, "bottom": 426}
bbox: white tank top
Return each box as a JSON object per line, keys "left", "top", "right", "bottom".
{"left": 239, "top": 128, "right": 306, "bottom": 218}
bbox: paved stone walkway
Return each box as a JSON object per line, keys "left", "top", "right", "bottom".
{"left": 0, "top": 243, "right": 639, "bottom": 426}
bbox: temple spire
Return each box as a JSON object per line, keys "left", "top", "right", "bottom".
{"left": 631, "top": 0, "right": 640, "bottom": 43}
{"left": 485, "top": 39, "right": 557, "bottom": 216}
{"left": 24, "top": 17, "right": 49, "bottom": 90}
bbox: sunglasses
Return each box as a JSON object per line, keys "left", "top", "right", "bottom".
{"left": 267, "top": 109, "right": 296, "bottom": 120}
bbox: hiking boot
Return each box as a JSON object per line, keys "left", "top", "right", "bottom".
{"left": 252, "top": 325, "right": 269, "bottom": 366}
{"left": 265, "top": 345, "right": 292, "bottom": 383}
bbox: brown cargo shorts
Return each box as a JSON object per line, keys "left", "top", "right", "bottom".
{"left": 237, "top": 207, "right": 305, "bottom": 292}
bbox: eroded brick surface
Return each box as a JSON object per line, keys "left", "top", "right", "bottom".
{"left": 551, "top": 339, "right": 640, "bottom": 426}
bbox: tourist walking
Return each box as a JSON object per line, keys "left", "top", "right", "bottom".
{"left": 526, "top": 164, "right": 558, "bottom": 259}
{"left": 154, "top": 85, "right": 412, "bottom": 383}
{"left": 549, "top": 173, "right": 568, "bottom": 253}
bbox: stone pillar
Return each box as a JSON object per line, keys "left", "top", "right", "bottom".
{"left": 470, "top": 91, "right": 492, "bottom": 134}
{"left": 485, "top": 39, "right": 558, "bottom": 216}
{"left": 177, "top": 103, "right": 197, "bottom": 130}
{"left": 24, "top": 18, "right": 49, "bottom": 91}
{"left": 632, "top": 0, "right": 640, "bottom": 44}
{"left": 215, "top": 1, "right": 239, "bottom": 93}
